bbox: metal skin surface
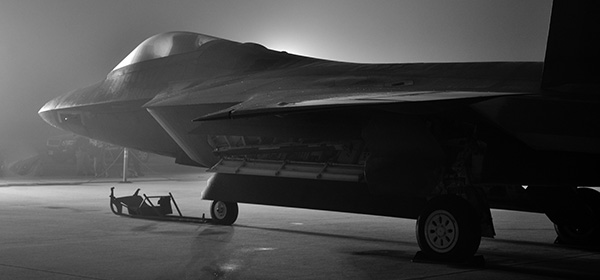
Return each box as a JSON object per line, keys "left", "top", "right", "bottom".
{"left": 39, "top": 2, "right": 600, "bottom": 222}
{"left": 38, "top": 31, "right": 542, "bottom": 165}
{"left": 39, "top": 26, "right": 600, "bottom": 190}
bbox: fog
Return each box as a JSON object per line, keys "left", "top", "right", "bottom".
{"left": 0, "top": 0, "right": 552, "bottom": 173}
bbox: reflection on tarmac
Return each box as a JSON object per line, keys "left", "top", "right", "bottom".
{"left": 1, "top": 178, "right": 600, "bottom": 279}
{"left": 189, "top": 226, "right": 236, "bottom": 279}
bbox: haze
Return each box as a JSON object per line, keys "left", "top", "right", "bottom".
{"left": 0, "top": 0, "right": 551, "bottom": 163}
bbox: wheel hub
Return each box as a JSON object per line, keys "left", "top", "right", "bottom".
{"left": 214, "top": 201, "right": 227, "bottom": 219}
{"left": 425, "top": 210, "right": 459, "bottom": 253}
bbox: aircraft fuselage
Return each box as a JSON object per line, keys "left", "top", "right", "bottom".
{"left": 39, "top": 22, "right": 600, "bottom": 260}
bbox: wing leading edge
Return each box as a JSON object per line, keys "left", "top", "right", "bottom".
{"left": 193, "top": 90, "right": 530, "bottom": 121}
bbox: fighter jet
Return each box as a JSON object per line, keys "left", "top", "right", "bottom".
{"left": 39, "top": 1, "right": 600, "bottom": 261}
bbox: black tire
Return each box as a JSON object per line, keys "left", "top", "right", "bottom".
{"left": 210, "top": 200, "right": 239, "bottom": 225}
{"left": 554, "top": 188, "right": 600, "bottom": 245}
{"left": 416, "top": 195, "right": 481, "bottom": 260}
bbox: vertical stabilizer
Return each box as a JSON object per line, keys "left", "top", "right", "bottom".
{"left": 541, "top": 1, "right": 600, "bottom": 97}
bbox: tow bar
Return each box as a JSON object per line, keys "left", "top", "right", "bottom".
{"left": 110, "top": 187, "right": 211, "bottom": 223}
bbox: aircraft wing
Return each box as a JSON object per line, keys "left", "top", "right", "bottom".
{"left": 193, "top": 89, "right": 529, "bottom": 121}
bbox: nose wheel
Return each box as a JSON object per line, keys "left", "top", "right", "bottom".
{"left": 210, "top": 200, "right": 239, "bottom": 225}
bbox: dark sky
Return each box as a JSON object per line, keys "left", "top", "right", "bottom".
{"left": 0, "top": 0, "right": 552, "bottom": 161}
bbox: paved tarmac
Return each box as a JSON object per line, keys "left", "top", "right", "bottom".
{"left": 1, "top": 174, "right": 600, "bottom": 279}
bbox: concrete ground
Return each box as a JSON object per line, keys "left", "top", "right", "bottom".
{"left": 1, "top": 174, "right": 600, "bottom": 279}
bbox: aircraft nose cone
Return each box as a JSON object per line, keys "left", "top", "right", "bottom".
{"left": 38, "top": 98, "right": 62, "bottom": 128}
{"left": 38, "top": 98, "right": 90, "bottom": 137}
{"left": 38, "top": 81, "right": 103, "bottom": 133}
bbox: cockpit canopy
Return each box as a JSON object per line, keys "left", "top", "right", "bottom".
{"left": 112, "top": 32, "right": 219, "bottom": 71}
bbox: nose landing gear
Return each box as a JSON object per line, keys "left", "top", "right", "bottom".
{"left": 210, "top": 200, "right": 239, "bottom": 225}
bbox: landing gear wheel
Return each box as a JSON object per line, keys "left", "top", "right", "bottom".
{"left": 417, "top": 195, "right": 481, "bottom": 260}
{"left": 554, "top": 188, "right": 600, "bottom": 245}
{"left": 210, "top": 200, "right": 239, "bottom": 225}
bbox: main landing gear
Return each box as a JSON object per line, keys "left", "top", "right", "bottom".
{"left": 415, "top": 195, "right": 482, "bottom": 262}
{"left": 527, "top": 186, "right": 600, "bottom": 247}
{"left": 552, "top": 188, "right": 600, "bottom": 246}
